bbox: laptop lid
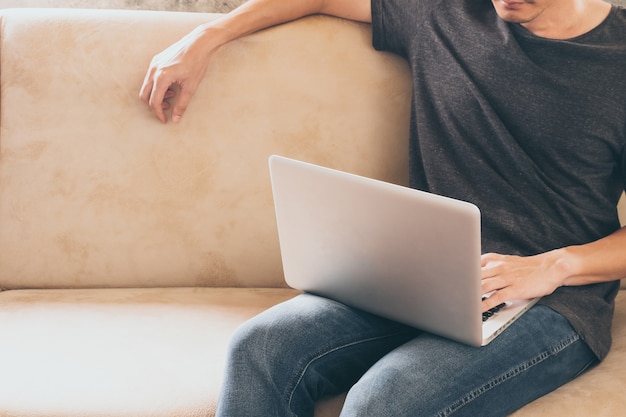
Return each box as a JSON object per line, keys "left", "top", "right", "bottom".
{"left": 269, "top": 155, "right": 490, "bottom": 346}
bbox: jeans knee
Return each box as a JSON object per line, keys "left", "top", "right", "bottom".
{"left": 228, "top": 314, "right": 285, "bottom": 365}
{"left": 219, "top": 311, "right": 303, "bottom": 417}
{"left": 342, "top": 365, "right": 422, "bottom": 416}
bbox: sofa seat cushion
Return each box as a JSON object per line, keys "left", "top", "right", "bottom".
{"left": 0, "top": 287, "right": 298, "bottom": 417}
{"left": 315, "top": 290, "right": 626, "bottom": 417}
{"left": 3, "top": 287, "right": 624, "bottom": 417}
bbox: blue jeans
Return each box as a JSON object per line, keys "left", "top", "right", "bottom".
{"left": 216, "top": 293, "right": 596, "bottom": 417}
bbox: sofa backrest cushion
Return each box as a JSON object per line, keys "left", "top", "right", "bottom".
{"left": 0, "top": 9, "right": 411, "bottom": 289}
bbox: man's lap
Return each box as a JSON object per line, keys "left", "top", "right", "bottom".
{"left": 340, "top": 303, "right": 596, "bottom": 416}
{"left": 223, "top": 293, "right": 596, "bottom": 416}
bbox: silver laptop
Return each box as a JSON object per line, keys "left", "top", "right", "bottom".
{"left": 269, "top": 155, "right": 538, "bottom": 347}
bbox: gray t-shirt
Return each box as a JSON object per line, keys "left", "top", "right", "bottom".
{"left": 371, "top": 0, "right": 626, "bottom": 360}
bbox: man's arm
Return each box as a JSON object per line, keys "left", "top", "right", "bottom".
{"left": 481, "top": 225, "right": 626, "bottom": 312}
{"left": 139, "top": 0, "right": 371, "bottom": 123}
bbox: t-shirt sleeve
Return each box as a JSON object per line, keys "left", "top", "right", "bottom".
{"left": 370, "top": 0, "right": 392, "bottom": 53}
{"left": 621, "top": 144, "right": 626, "bottom": 191}
{"left": 370, "top": 0, "right": 410, "bottom": 57}
{"left": 371, "top": 0, "right": 436, "bottom": 58}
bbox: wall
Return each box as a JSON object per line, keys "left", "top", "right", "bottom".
{"left": 0, "top": 0, "right": 242, "bottom": 13}
{"left": 1, "top": 0, "right": 625, "bottom": 11}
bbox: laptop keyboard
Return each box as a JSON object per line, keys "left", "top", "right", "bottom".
{"left": 482, "top": 297, "right": 506, "bottom": 322}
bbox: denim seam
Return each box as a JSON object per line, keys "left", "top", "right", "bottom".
{"left": 436, "top": 333, "right": 581, "bottom": 417}
{"left": 285, "top": 332, "right": 409, "bottom": 414}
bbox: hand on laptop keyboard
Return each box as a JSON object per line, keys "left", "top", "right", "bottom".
{"left": 482, "top": 297, "right": 506, "bottom": 322}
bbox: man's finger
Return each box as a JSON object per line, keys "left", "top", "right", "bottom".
{"left": 171, "top": 86, "right": 195, "bottom": 124}
{"left": 139, "top": 66, "right": 157, "bottom": 104}
{"left": 148, "top": 78, "right": 172, "bottom": 123}
{"left": 482, "top": 290, "right": 508, "bottom": 312}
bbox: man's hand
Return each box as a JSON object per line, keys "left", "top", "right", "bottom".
{"left": 480, "top": 252, "right": 566, "bottom": 312}
{"left": 139, "top": 26, "right": 214, "bottom": 124}
{"left": 481, "top": 226, "right": 626, "bottom": 312}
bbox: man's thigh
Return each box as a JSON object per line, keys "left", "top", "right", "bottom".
{"left": 225, "top": 293, "right": 421, "bottom": 415}
{"left": 340, "top": 305, "right": 596, "bottom": 417}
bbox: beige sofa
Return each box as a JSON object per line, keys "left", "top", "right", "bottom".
{"left": 0, "top": 8, "right": 624, "bottom": 417}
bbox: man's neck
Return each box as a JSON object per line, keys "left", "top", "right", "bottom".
{"left": 521, "top": 0, "right": 612, "bottom": 39}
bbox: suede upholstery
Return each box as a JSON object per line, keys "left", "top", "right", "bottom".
{"left": 0, "top": 8, "right": 624, "bottom": 417}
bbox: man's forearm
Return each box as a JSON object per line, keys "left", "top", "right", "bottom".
{"left": 140, "top": 0, "right": 370, "bottom": 123}
{"left": 558, "top": 226, "right": 626, "bottom": 286}
{"left": 197, "top": 0, "right": 372, "bottom": 55}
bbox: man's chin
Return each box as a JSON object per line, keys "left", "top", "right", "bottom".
{"left": 492, "top": 0, "right": 537, "bottom": 24}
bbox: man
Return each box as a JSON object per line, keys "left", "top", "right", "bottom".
{"left": 140, "top": 0, "right": 626, "bottom": 415}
